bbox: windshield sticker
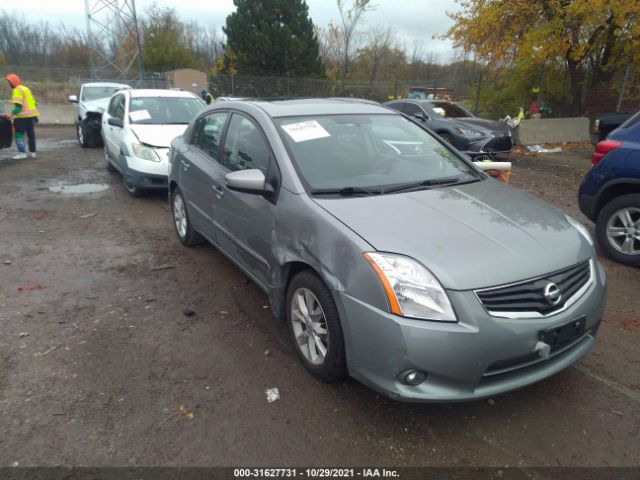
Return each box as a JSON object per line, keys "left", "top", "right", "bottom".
{"left": 281, "top": 120, "right": 331, "bottom": 142}
{"left": 433, "top": 107, "right": 446, "bottom": 117}
{"left": 129, "top": 109, "right": 151, "bottom": 122}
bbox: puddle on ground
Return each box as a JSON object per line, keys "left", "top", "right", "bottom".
{"left": 49, "top": 183, "right": 110, "bottom": 195}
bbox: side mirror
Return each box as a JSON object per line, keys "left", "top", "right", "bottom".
{"left": 414, "top": 113, "right": 427, "bottom": 122}
{"left": 108, "top": 117, "right": 124, "bottom": 128}
{"left": 68, "top": 95, "right": 78, "bottom": 103}
{"left": 225, "top": 169, "right": 273, "bottom": 196}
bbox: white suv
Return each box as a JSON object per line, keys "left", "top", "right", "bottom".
{"left": 102, "top": 89, "right": 205, "bottom": 196}
{"left": 68, "top": 82, "right": 131, "bottom": 148}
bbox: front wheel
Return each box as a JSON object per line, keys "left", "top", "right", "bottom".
{"left": 77, "top": 122, "right": 89, "bottom": 148}
{"left": 286, "top": 271, "right": 347, "bottom": 382}
{"left": 171, "top": 187, "right": 204, "bottom": 246}
{"left": 438, "top": 132, "right": 453, "bottom": 144}
{"left": 596, "top": 194, "right": 640, "bottom": 267}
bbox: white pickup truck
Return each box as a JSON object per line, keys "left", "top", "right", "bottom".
{"left": 68, "top": 82, "right": 131, "bottom": 148}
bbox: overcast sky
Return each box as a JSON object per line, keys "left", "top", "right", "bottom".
{"left": 23, "top": 0, "right": 459, "bottom": 61}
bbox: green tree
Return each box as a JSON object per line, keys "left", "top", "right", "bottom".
{"left": 223, "top": 0, "right": 325, "bottom": 77}
{"left": 142, "top": 6, "right": 193, "bottom": 72}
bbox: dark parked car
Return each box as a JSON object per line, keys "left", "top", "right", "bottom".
{"left": 590, "top": 111, "right": 634, "bottom": 144}
{"left": 579, "top": 111, "right": 640, "bottom": 266}
{"left": 0, "top": 116, "right": 12, "bottom": 150}
{"left": 385, "top": 100, "right": 512, "bottom": 158}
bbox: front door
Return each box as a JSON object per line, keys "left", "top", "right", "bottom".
{"left": 209, "top": 113, "right": 277, "bottom": 290}
{"left": 179, "top": 111, "right": 230, "bottom": 242}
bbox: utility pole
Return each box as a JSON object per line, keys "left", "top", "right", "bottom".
{"left": 84, "top": 0, "right": 144, "bottom": 82}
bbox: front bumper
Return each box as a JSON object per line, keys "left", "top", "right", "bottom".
{"left": 463, "top": 134, "right": 513, "bottom": 157}
{"left": 123, "top": 149, "right": 170, "bottom": 189}
{"left": 337, "top": 260, "right": 606, "bottom": 402}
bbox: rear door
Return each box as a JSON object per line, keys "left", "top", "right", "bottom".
{"left": 179, "top": 111, "right": 230, "bottom": 242}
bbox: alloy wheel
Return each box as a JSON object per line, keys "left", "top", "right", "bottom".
{"left": 77, "top": 124, "right": 84, "bottom": 144}
{"left": 606, "top": 207, "right": 640, "bottom": 255}
{"left": 173, "top": 193, "right": 188, "bottom": 239}
{"left": 291, "top": 288, "right": 329, "bottom": 366}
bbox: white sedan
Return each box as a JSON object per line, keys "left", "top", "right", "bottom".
{"left": 102, "top": 89, "right": 205, "bottom": 196}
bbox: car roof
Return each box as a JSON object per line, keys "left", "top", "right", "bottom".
{"left": 83, "top": 82, "right": 131, "bottom": 89}
{"left": 227, "top": 98, "right": 393, "bottom": 117}
{"left": 127, "top": 89, "right": 199, "bottom": 99}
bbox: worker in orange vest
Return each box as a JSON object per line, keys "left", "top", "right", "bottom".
{"left": 5, "top": 73, "right": 39, "bottom": 159}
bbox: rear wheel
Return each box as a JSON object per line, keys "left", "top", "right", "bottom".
{"left": 171, "top": 187, "right": 204, "bottom": 246}
{"left": 286, "top": 271, "right": 347, "bottom": 382}
{"left": 596, "top": 194, "right": 640, "bottom": 267}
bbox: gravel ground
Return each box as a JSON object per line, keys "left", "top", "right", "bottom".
{"left": 0, "top": 126, "right": 638, "bottom": 468}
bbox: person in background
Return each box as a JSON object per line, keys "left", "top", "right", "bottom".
{"left": 200, "top": 89, "right": 214, "bottom": 105}
{"left": 5, "top": 73, "right": 39, "bottom": 159}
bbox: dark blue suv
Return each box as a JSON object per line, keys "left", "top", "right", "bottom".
{"left": 579, "top": 111, "right": 640, "bottom": 267}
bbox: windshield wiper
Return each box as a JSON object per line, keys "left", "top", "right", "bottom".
{"left": 384, "top": 176, "right": 476, "bottom": 194}
{"left": 311, "top": 186, "right": 383, "bottom": 196}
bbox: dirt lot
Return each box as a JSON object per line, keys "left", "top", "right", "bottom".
{"left": 0, "top": 126, "right": 638, "bottom": 468}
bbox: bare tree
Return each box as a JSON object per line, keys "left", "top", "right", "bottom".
{"left": 334, "top": 0, "right": 376, "bottom": 88}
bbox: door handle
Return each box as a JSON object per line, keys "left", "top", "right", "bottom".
{"left": 211, "top": 184, "right": 224, "bottom": 197}
{"left": 181, "top": 160, "right": 190, "bottom": 170}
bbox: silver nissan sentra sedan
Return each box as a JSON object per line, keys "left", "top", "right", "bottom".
{"left": 168, "top": 99, "right": 606, "bottom": 402}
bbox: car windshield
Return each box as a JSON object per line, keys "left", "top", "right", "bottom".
{"left": 128, "top": 96, "right": 205, "bottom": 125}
{"left": 82, "top": 86, "right": 126, "bottom": 102}
{"left": 428, "top": 101, "right": 473, "bottom": 118}
{"left": 276, "top": 114, "right": 477, "bottom": 193}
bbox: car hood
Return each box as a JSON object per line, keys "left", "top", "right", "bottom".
{"left": 457, "top": 118, "right": 511, "bottom": 136}
{"left": 82, "top": 98, "right": 111, "bottom": 113}
{"left": 313, "top": 180, "right": 592, "bottom": 290}
{"left": 129, "top": 124, "right": 189, "bottom": 148}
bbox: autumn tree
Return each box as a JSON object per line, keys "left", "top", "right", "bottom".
{"left": 333, "top": 0, "right": 376, "bottom": 87}
{"left": 142, "top": 6, "right": 194, "bottom": 72}
{"left": 447, "top": 0, "right": 640, "bottom": 114}
{"left": 223, "top": 0, "right": 325, "bottom": 77}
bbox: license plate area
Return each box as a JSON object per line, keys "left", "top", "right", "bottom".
{"left": 539, "top": 316, "right": 586, "bottom": 351}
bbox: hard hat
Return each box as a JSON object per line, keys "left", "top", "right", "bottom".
{"left": 6, "top": 73, "right": 20, "bottom": 88}
{"left": 200, "top": 89, "right": 207, "bottom": 95}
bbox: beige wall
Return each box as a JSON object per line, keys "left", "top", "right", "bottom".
{"left": 165, "top": 69, "right": 207, "bottom": 94}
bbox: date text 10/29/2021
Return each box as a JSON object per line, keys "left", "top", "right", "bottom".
{"left": 233, "top": 468, "right": 400, "bottom": 478}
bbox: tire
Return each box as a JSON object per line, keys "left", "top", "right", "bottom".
{"left": 76, "top": 121, "right": 89, "bottom": 148}
{"left": 439, "top": 132, "right": 453, "bottom": 144}
{"left": 595, "top": 194, "right": 640, "bottom": 267}
{"left": 286, "top": 270, "right": 347, "bottom": 382}
{"left": 171, "top": 187, "right": 204, "bottom": 246}
{"left": 123, "top": 179, "right": 144, "bottom": 197}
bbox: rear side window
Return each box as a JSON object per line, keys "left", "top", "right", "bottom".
{"left": 193, "top": 112, "right": 229, "bottom": 160}
{"left": 222, "top": 114, "right": 270, "bottom": 173}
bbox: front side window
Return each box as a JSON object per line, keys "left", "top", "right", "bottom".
{"left": 402, "top": 103, "right": 424, "bottom": 117}
{"left": 109, "top": 95, "right": 125, "bottom": 120}
{"left": 222, "top": 115, "right": 270, "bottom": 173}
{"left": 193, "top": 112, "right": 229, "bottom": 160}
{"left": 276, "top": 114, "right": 476, "bottom": 192}
{"left": 128, "top": 96, "right": 205, "bottom": 125}
{"left": 428, "top": 101, "right": 473, "bottom": 118}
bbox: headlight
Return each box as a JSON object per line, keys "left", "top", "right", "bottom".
{"left": 565, "top": 214, "right": 594, "bottom": 246}
{"left": 363, "top": 252, "right": 456, "bottom": 322}
{"left": 131, "top": 143, "right": 160, "bottom": 162}
{"left": 456, "top": 127, "right": 483, "bottom": 137}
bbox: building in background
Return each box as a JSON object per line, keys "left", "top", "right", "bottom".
{"left": 165, "top": 69, "right": 207, "bottom": 94}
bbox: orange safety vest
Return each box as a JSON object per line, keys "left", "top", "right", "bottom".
{"left": 12, "top": 84, "right": 39, "bottom": 118}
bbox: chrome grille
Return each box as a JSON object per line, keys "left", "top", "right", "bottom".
{"left": 483, "top": 135, "right": 513, "bottom": 153}
{"left": 476, "top": 261, "right": 592, "bottom": 317}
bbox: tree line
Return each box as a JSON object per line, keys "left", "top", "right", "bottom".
{"left": 2, "top": 0, "right": 638, "bottom": 116}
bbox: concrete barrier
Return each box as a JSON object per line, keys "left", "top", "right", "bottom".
{"left": 516, "top": 117, "right": 590, "bottom": 145}
{"left": 38, "top": 104, "right": 76, "bottom": 125}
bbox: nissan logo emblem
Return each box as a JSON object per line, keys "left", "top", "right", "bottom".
{"left": 543, "top": 282, "right": 562, "bottom": 306}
